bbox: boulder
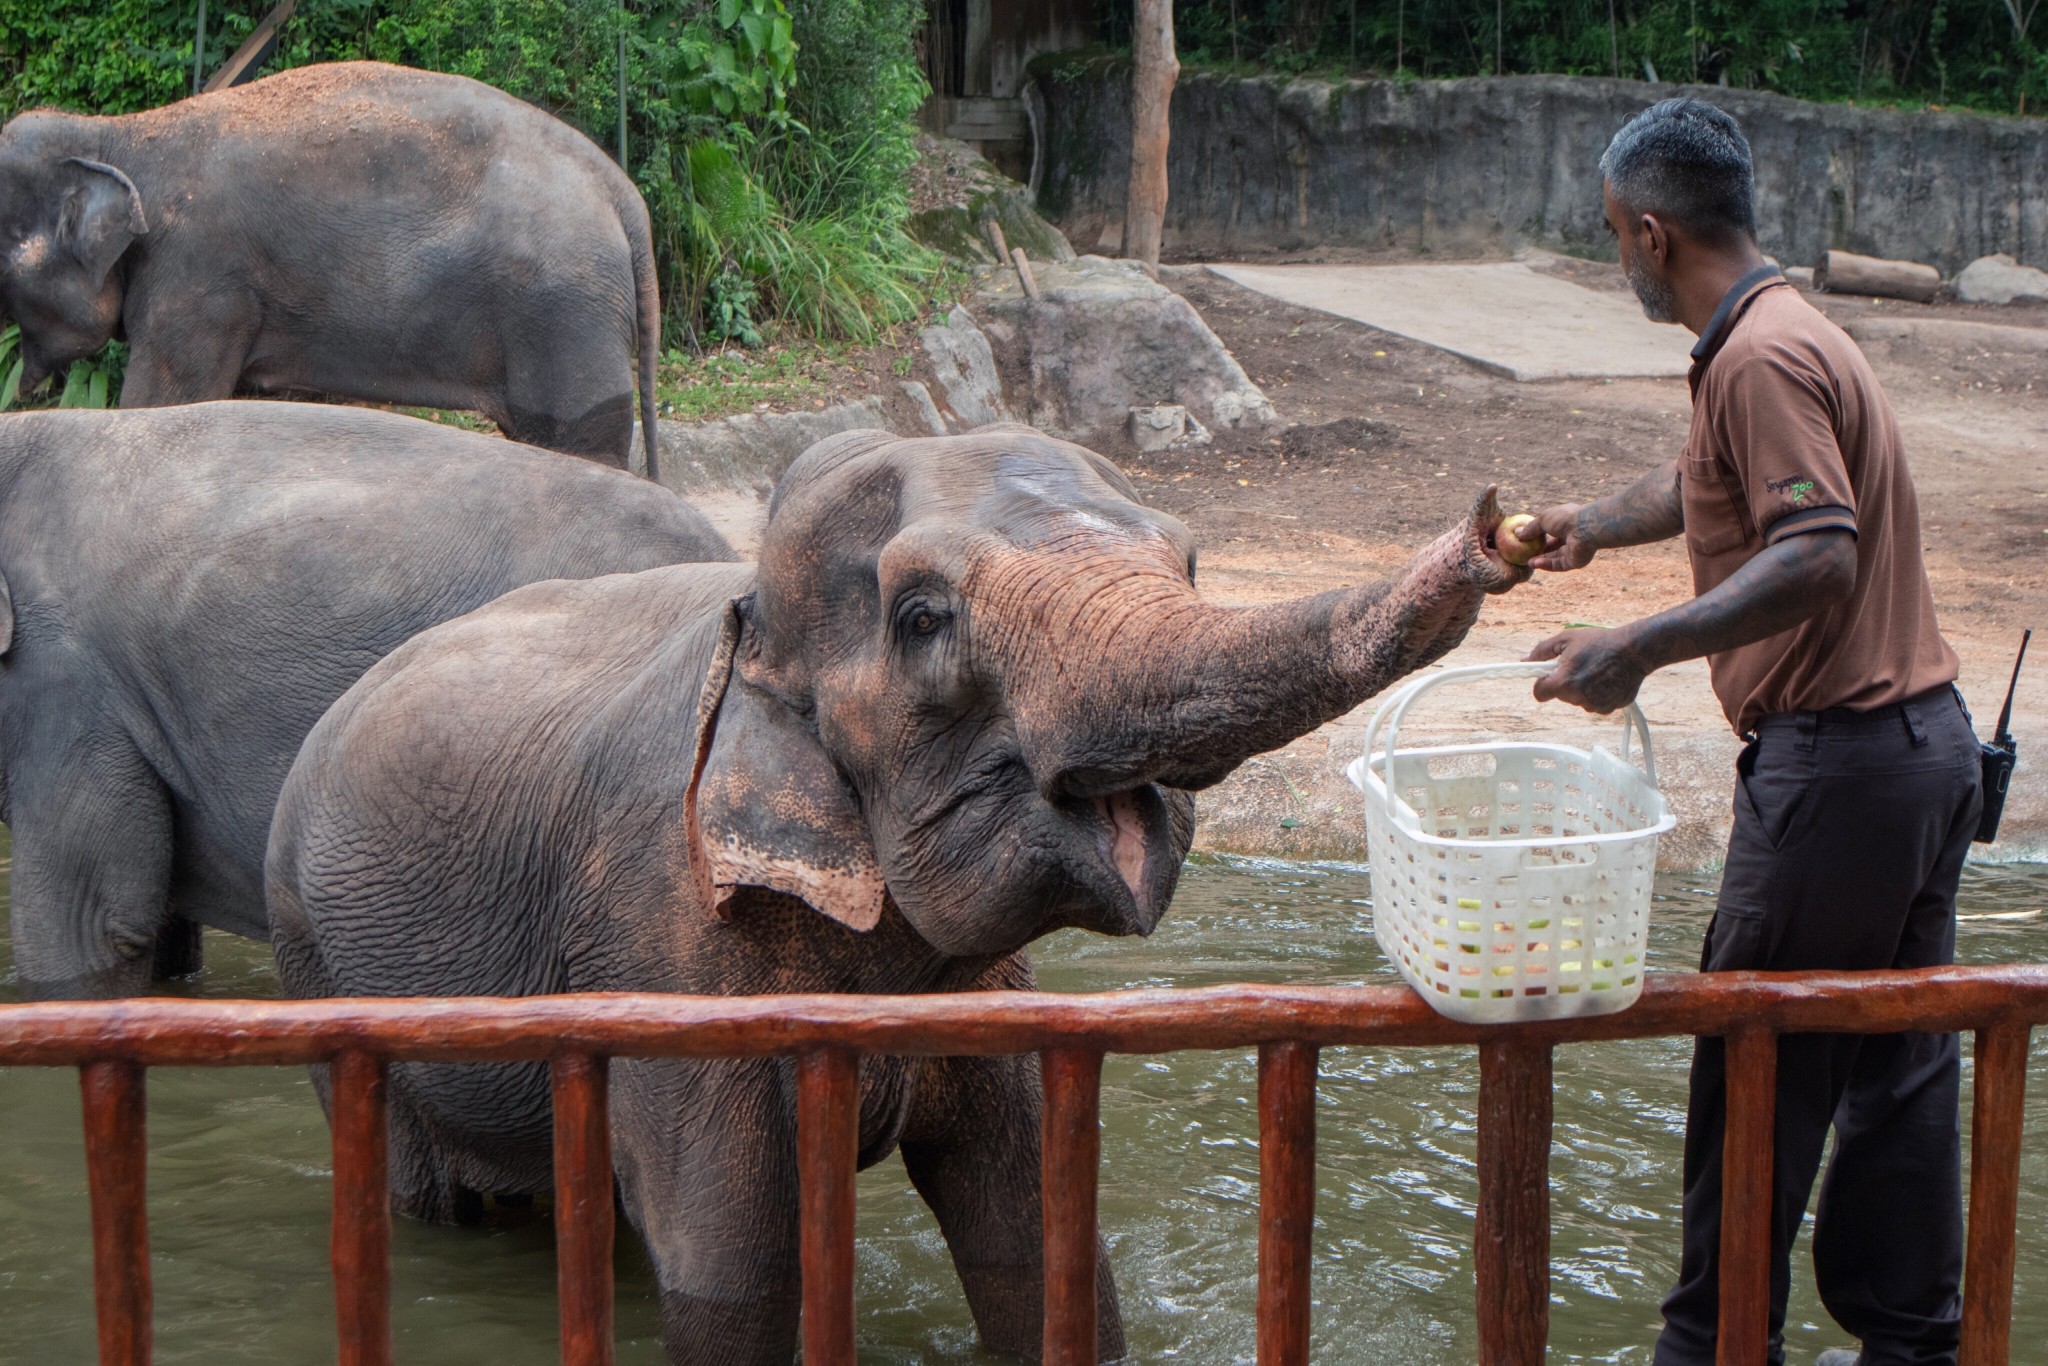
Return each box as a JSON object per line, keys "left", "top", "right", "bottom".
{"left": 905, "top": 133, "right": 1076, "bottom": 267}
{"left": 919, "top": 307, "right": 1015, "bottom": 429}
{"left": 1954, "top": 254, "right": 2048, "bottom": 306}
{"left": 976, "top": 255, "right": 1278, "bottom": 442}
{"left": 635, "top": 397, "right": 889, "bottom": 495}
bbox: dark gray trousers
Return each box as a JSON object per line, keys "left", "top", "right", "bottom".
{"left": 1653, "top": 686, "right": 1982, "bottom": 1366}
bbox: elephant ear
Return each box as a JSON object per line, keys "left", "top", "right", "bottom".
{"left": 682, "top": 597, "right": 887, "bottom": 932}
{"left": 56, "top": 158, "right": 147, "bottom": 292}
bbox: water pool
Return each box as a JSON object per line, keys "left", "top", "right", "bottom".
{"left": 3, "top": 848, "right": 2045, "bottom": 1363}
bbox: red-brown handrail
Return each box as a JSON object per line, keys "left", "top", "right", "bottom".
{"left": 2, "top": 964, "right": 2042, "bottom": 1366}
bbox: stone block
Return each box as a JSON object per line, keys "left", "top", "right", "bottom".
{"left": 1955, "top": 254, "right": 2048, "bottom": 305}
{"left": 1129, "top": 404, "right": 1187, "bottom": 450}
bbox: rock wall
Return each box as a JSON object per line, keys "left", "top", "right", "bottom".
{"left": 1035, "top": 64, "right": 2048, "bottom": 275}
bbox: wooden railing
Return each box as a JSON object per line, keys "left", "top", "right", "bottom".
{"left": 4, "top": 964, "right": 2045, "bottom": 1366}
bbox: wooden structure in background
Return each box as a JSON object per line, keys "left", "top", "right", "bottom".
{"left": 3, "top": 964, "right": 2044, "bottom": 1365}
{"left": 196, "top": 0, "right": 297, "bottom": 95}
{"left": 918, "top": 0, "right": 1098, "bottom": 182}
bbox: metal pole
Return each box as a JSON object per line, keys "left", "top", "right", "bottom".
{"left": 616, "top": 11, "right": 628, "bottom": 166}
{"left": 1609, "top": 0, "right": 1620, "bottom": 77}
{"left": 192, "top": 0, "right": 207, "bottom": 95}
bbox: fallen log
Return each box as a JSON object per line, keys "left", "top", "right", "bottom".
{"left": 1814, "top": 250, "right": 1942, "bottom": 304}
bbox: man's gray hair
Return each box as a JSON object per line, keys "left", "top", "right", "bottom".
{"left": 1600, "top": 97, "right": 1756, "bottom": 242}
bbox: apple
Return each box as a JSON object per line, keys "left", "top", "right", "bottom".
{"left": 1495, "top": 513, "right": 1543, "bottom": 566}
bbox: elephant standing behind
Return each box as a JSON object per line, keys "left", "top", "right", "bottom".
{"left": 0, "top": 400, "right": 733, "bottom": 1000}
{"left": 0, "top": 61, "right": 664, "bottom": 474}
{"left": 267, "top": 425, "right": 1525, "bottom": 1363}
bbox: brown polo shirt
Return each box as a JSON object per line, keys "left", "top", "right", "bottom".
{"left": 1681, "top": 269, "right": 1958, "bottom": 734}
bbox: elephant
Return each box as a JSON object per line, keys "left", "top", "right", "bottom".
{"left": 0, "top": 61, "right": 664, "bottom": 475}
{"left": 266, "top": 425, "right": 1524, "bottom": 1363}
{"left": 0, "top": 399, "right": 732, "bottom": 1000}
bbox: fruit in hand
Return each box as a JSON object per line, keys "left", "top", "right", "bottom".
{"left": 1495, "top": 513, "right": 1543, "bottom": 565}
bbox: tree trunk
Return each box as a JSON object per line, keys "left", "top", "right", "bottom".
{"left": 1121, "top": 0, "right": 1178, "bottom": 270}
{"left": 1815, "top": 250, "right": 1943, "bottom": 303}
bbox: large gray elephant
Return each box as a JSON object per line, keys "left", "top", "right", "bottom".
{"left": 0, "top": 400, "right": 732, "bottom": 1000}
{"left": 0, "top": 61, "right": 663, "bottom": 474}
{"left": 268, "top": 426, "right": 1523, "bottom": 1363}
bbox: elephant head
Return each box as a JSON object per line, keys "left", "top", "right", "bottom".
{"left": 0, "top": 119, "right": 147, "bottom": 394}
{"left": 689, "top": 426, "right": 1521, "bottom": 959}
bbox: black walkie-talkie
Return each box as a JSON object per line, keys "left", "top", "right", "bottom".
{"left": 1975, "top": 629, "right": 2029, "bottom": 844}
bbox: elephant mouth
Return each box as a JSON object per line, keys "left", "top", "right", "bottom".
{"left": 1086, "top": 784, "right": 1172, "bottom": 935}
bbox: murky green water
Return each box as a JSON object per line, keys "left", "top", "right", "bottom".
{"left": 4, "top": 844, "right": 2046, "bottom": 1364}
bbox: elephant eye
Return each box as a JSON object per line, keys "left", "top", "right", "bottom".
{"left": 896, "top": 599, "right": 952, "bottom": 642}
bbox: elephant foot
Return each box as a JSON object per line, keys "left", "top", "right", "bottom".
{"left": 659, "top": 1290, "right": 801, "bottom": 1366}
{"left": 956, "top": 1263, "right": 1127, "bottom": 1363}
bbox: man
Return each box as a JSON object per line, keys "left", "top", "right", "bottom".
{"left": 1521, "top": 98, "right": 1982, "bottom": 1366}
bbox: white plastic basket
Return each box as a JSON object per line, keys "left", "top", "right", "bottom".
{"left": 1343, "top": 662, "right": 1676, "bottom": 1023}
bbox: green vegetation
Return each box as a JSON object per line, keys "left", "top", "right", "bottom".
{"left": 0, "top": 324, "right": 125, "bottom": 412}
{"left": 0, "top": 0, "right": 937, "bottom": 408}
{"left": 1138, "top": 1, "right": 2046, "bottom": 118}
{"left": 652, "top": 336, "right": 894, "bottom": 421}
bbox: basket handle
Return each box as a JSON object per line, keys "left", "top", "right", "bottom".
{"left": 1360, "top": 661, "right": 1658, "bottom": 814}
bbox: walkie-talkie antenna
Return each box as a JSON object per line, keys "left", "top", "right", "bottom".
{"left": 1994, "top": 629, "right": 2030, "bottom": 746}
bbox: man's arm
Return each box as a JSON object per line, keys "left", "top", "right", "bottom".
{"left": 1525, "top": 459, "right": 1684, "bottom": 572}
{"left": 1525, "top": 529, "right": 1856, "bottom": 713}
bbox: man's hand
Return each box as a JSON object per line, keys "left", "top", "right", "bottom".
{"left": 1521, "top": 460, "right": 1686, "bottom": 575}
{"left": 1525, "top": 627, "right": 1653, "bottom": 714}
{"left": 1524, "top": 502, "right": 1595, "bottom": 573}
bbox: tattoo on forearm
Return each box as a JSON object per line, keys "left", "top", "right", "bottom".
{"left": 1628, "top": 530, "right": 1856, "bottom": 671}
{"left": 1577, "top": 461, "right": 1684, "bottom": 551}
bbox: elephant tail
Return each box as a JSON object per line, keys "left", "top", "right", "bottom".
{"left": 626, "top": 197, "right": 663, "bottom": 485}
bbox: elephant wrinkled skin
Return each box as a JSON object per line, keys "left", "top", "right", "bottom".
{"left": 267, "top": 425, "right": 1523, "bottom": 1364}
{"left": 0, "top": 62, "right": 664, "bottom": 473}
{"left": 0, "top": 400, "right": 732, "bottom": 1000}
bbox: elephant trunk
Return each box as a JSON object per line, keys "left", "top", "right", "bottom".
{"left": 1013, "top": 489, "right": 1516, "bottom": 798}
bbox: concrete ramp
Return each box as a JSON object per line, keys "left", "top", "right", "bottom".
{"left": 1207, "top": 261, "right": 1695, "bottom": 381}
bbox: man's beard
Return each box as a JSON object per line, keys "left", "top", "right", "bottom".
{"left": 1625, "top": 254, "right": 1677, "bottom": 323}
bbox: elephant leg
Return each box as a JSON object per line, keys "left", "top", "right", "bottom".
{"left": 498, "top": 387, "right": 634, "bottom": 466}
{"left": 7, "top": 744, "right": 176, "bottom": 1000}
{"left": 496, "top": 297, "right": 635, "bottom": 466}
{"left": 116, "top": 303, "right": 253, "bottom": 407}
{"left": 384, "top": 1074, "right": 485, "bottom": 1226}
{"left": 901, "top": 1050, "right": 1127, "bottom": 1361}
{"left": 611, "top": 1056, "right": 804, "bottom": 1366}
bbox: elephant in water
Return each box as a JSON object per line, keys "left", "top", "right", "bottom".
{"left": 0, "top": 62, "right": 663, "bottom": 474}
{"left": 267, "top": 426, "right": 1524, "bottom": 1363}
{"left": 0, "top": 401, "right": 732, "bottom": 1000}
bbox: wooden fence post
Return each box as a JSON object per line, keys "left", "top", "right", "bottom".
{"left": 1475, "top": 1037, "right": 1552, "bottom": 1365}
{"left": 81, "top": 1059, "right": 151, "bottom": 1366}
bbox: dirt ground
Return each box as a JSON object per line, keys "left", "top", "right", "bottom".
{"left": 687, "top": 253, "right": 2046, "bottom": 867}
{"left": 1076, "top": 260, "right": 2048, "bottom": 866}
